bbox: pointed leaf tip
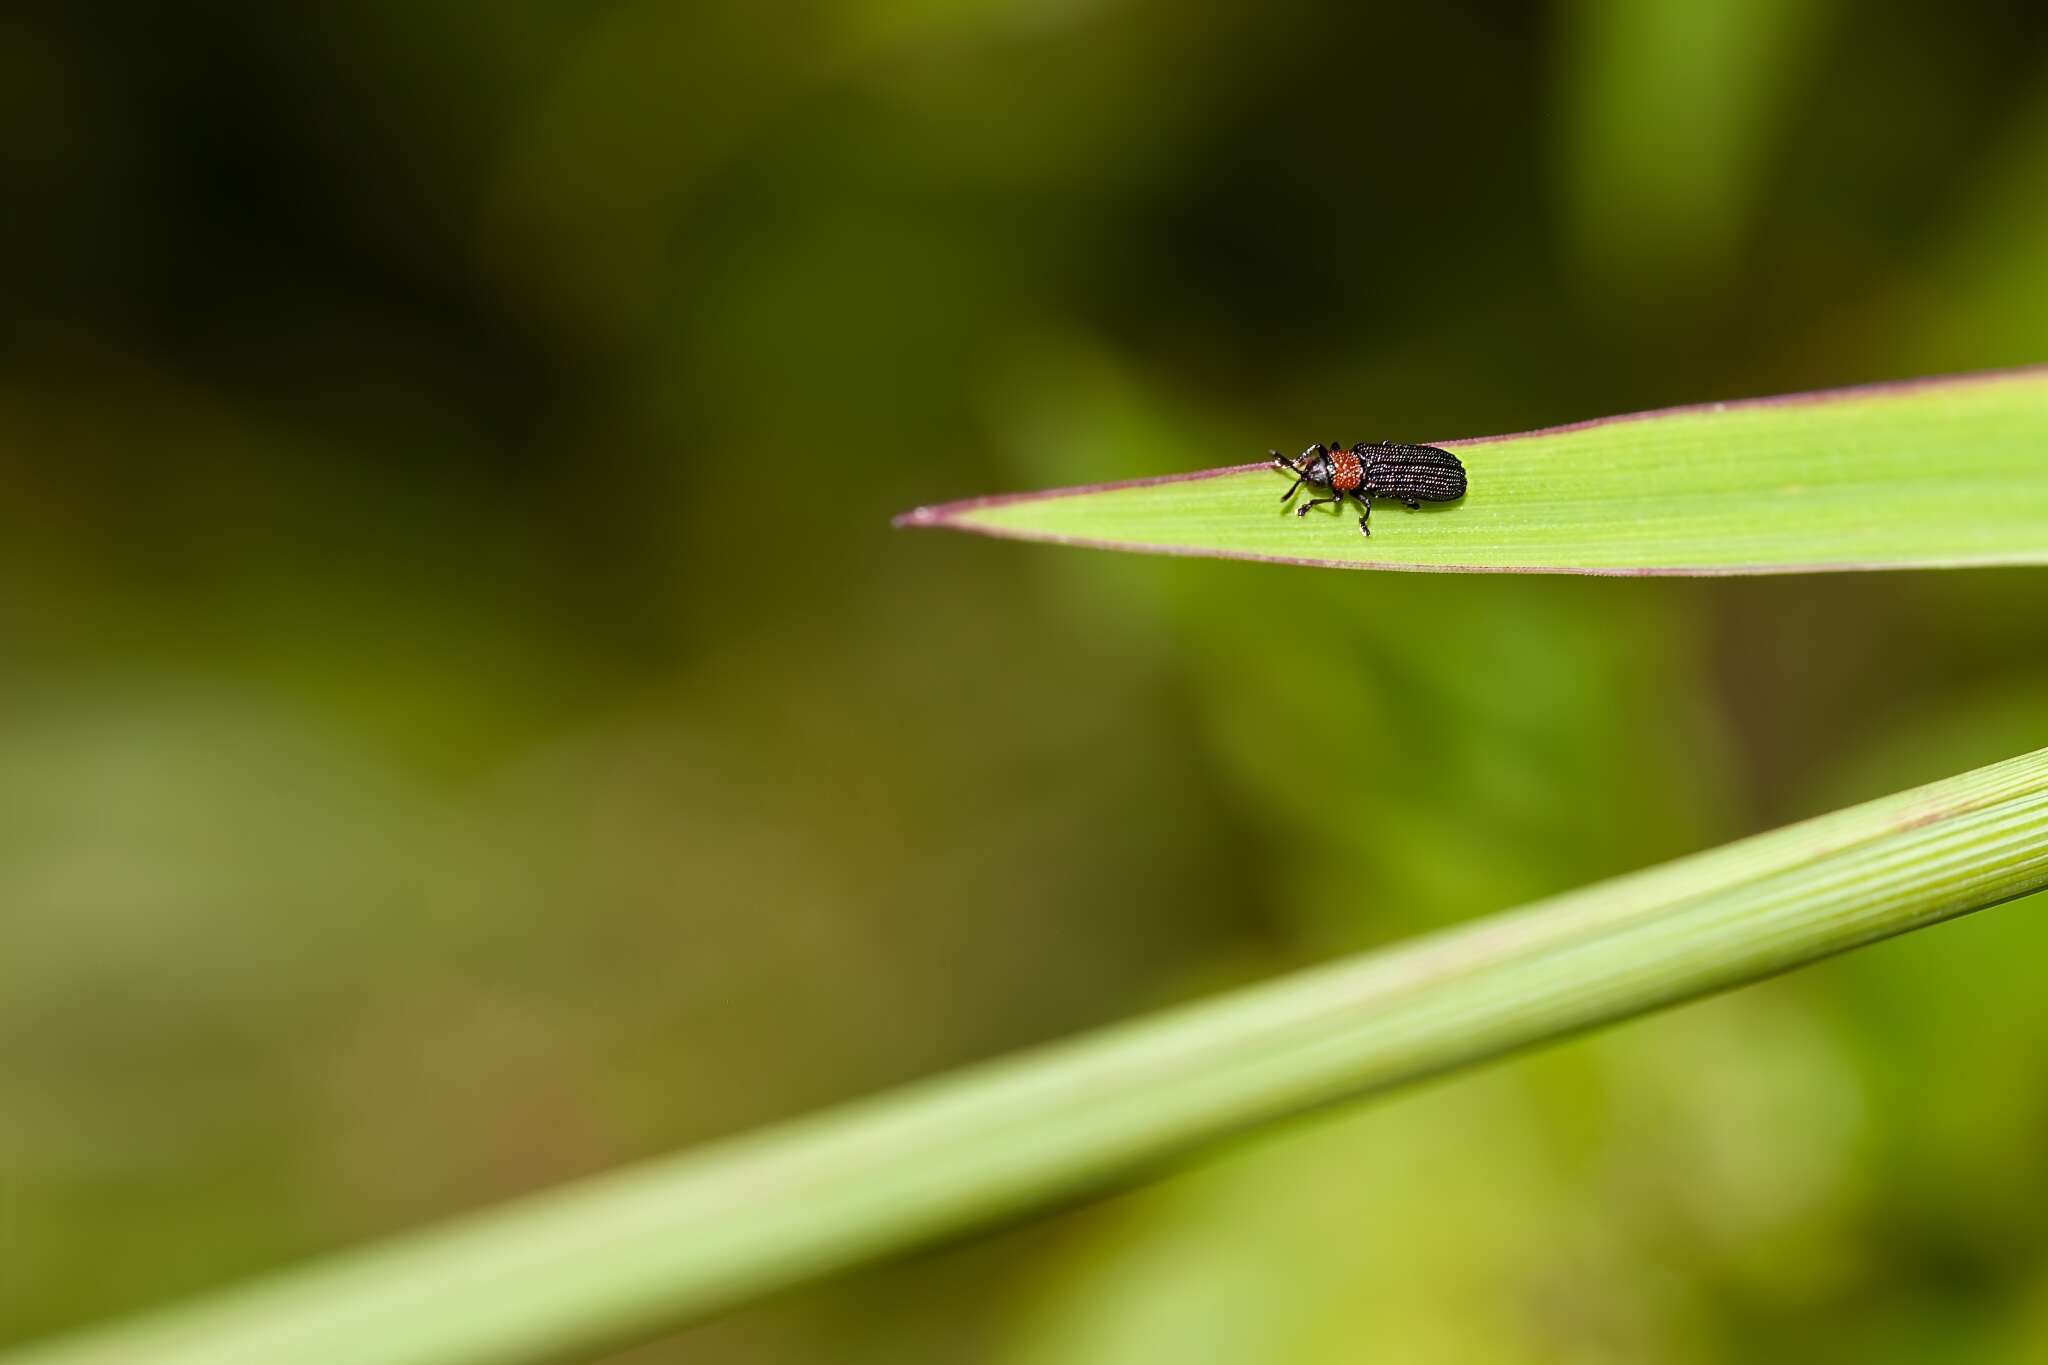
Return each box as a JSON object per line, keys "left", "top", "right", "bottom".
{"left": 895, "top": 366, "right": 2048, "bottom": 575}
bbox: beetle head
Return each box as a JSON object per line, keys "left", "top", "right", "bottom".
{"left": 1272, "top": 443, "right": 1336, "bottom": 504}
{"left": 1296, "top": 445, "right": 1334, "bottom": 487}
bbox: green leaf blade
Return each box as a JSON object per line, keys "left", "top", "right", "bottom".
{"left": 899, "top": 366, "right": 2048, "bottom": 573}
{"left": 11, "top": 747, "right": 2048, "bottom": 1365}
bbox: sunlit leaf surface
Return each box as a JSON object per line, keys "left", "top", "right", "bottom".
{"left": 898, "top": 366, "right": 2048, "bottom": 574}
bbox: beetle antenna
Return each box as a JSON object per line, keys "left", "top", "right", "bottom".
{"left": 1269, "top": 449, "right": 1306, "bottom": 500}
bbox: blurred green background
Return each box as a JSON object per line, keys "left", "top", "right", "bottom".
{"left": 4, "top": 2, "right": 2047, "bottom": 1360}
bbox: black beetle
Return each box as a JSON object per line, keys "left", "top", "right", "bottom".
{"left": 1270, "top": 440, "right": 1467, "bottom": 536}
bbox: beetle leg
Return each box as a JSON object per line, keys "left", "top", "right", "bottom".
{"left": 1404, "top": 499, "right": 1419, "bottom": 510}
{"left": 1295, "top": 494, "right": 1340, "bottom": 518}
{"left": 1357, "top": 495, "right": 1372, "bottom": 536}
{"left": 1299, "top": 442, "right": 1328, "bottom": 462}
